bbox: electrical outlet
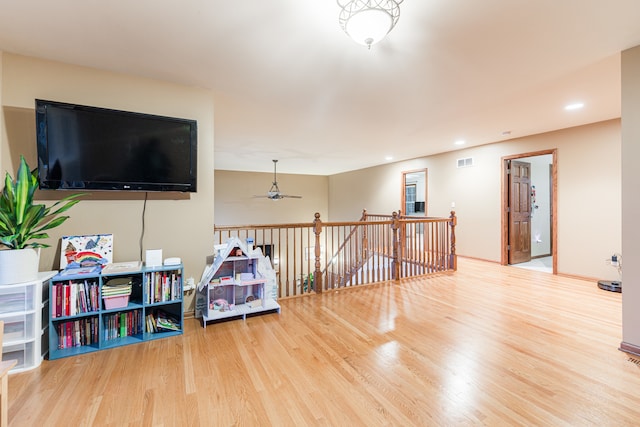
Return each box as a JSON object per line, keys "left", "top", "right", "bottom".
{"left": 184, "top": 277, "right": 196, "bottom": 291}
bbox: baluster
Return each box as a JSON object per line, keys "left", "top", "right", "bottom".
{"left": 313, "top": 212, "right": 323, "bottom": 294}
{"left": 449, "top": 211, "right": 457, "bottom": 271}
{"left": 391, "top": 211, "right": 400, "bottom": 281}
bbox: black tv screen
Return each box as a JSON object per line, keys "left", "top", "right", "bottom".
{"left": 35, "top": 99, "right": 197, "bottom": 192}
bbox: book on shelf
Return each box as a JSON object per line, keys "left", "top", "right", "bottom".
{"left": 145, "top": 310, "right": 180, "bottom": 333}
{"left": 102, "top": 261, "right": 143, "bottom": 275}
{"left": 120, "top": 313, "right": 126, "bottom": 337}
{"left": 65, "top": 285, "right": 70, "bottom": 316}
{"left": 101, "top": 284, "right": 132, "bottom": 297}
{"left": 55, "top": 285, "right": 62, "bottom": 317}
{"left": 74, "top": 320, "right": 80, "bottom": 346}
{"left": 146, "top": 313, "right": 157, "bottom": 333}
{"left": 58, "top": 265, "right": 101, "bottom": 276}
{"left": 155, "top": 311, "right": 180, "bottom": 331}
{"left": 65, "top": 322, "right": 72, "bottom": 348}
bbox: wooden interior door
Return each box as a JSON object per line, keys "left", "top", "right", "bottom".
{"left": 508, "top": 160, "right": 532, "bottom": 264}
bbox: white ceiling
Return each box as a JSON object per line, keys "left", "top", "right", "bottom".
{"left": 1, "top": 0, "right": 639, "bottom": 175}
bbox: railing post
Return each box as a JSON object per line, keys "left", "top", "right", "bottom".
{"left": 449, "top": 211, "right": 457, "bottom": 271}
{"left": 391, "top": 211, "right": 401, "bottom": 281}
{"left": 396, "top": 209, "right": 406, "bottom": 268}
{"left": 362, "top": 210, "right": 368, "bottom": 261}
{"left": 313, "top": 212, "right": 323, "bottom": 294}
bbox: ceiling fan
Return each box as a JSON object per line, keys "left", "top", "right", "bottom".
{"left": 254, "top": 159, "right": 302, "bottom": 200}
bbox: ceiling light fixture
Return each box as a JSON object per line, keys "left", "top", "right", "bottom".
{"left": 337, "top": 0, "right": 404, "bottom": 49}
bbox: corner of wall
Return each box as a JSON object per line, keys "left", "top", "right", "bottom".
{"left": 621, "top": 45, "right": 640, "bottom": 348}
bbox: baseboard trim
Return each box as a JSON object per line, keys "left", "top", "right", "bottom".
{"left": 461, "top": 255, "right": 606, "bottom": 282}
{"left": 457, "top": 255, "right": 500, "bottom": 264}
{"left": 619, "top": 341, "right": 640, "bottom": 357}
{"left": 556, "top": 272, "right": 599, "bottom": 283}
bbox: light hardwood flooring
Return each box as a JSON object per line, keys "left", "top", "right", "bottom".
{"left": 7, "top": 258, "right": 639, "bottom": 426}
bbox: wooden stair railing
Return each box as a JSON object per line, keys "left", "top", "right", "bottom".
{"left": 213, "top": 211, "right": 456, "bottom": 299}
{"left": 317, "top": 210, "right": 365, "bottom": 289}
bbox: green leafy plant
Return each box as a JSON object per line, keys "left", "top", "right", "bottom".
{"left": 0, "top": 156, "right": 83, "bottom": 249}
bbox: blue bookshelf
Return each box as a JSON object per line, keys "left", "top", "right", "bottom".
{"left": 48, "top": 264, "right": 183, "bottom": 360}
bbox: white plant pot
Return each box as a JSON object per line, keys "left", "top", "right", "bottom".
{"left": 0, "top": 248, "right": 40, "bottom": 285}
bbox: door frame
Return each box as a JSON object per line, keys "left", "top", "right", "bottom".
{"left": 401, "top": 168, "right": 428, "bottom": 216}
{"left": 501, "top": 149, "right": 558, "bottom": 274}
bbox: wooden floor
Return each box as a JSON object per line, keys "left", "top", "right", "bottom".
{"left": 7, "top": 258, "right": 639, "bottom": 426}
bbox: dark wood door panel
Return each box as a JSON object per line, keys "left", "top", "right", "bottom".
{"left": 509, "top": 160, "right": 532, "bottom": 264}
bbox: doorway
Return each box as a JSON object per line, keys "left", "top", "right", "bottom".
{"left": 501, "top": 150, "right": 557, "bottom": 274}
{"left": 402, "top": 169, "right": 427, "bottom": 216}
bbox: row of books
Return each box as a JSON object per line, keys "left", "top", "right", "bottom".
{"left": 52, "top": 280, "right": 100, "bottom": 318}
{"left": 56, "top": 317, "right": 99, "bottom": 349}
{"left": 55, "top": 310, "right": 176, "bottom": 348}
{"left": 146, "top": 310, "right": 181, "bottom": 333}
{"left": 104, "top": 310, "right": 143, "bottom": 340}
{"left": 145, "top": 272, "right": 182, "bottom": 304}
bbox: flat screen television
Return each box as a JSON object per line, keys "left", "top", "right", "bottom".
{"left": 35, "top": 99, "right": 197, "bottom": 192}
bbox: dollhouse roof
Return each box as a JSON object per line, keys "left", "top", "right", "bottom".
{"left": 197, "top": 237, "right": 251, "bottom": 291}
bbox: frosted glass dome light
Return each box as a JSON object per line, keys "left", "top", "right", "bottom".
{"left": 338, "top": 0, "right": 404, "bottom": 49}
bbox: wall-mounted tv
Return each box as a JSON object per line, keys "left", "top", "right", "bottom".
{"left": 35, "top": 99, "right": 197, "bottom": 192}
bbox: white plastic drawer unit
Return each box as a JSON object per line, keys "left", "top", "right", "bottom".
{"left": 1, "top": 312, "right": 36, "bottom": 343}
{"left": 3, "top": 341, "right": 34, "bottom": 370}
{"left": 0, "top": 282, "right": 35, "bottom": 315}
{"left": 0, "top": 272, "right": 56, "bottom": 373}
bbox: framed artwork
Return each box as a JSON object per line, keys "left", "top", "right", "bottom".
{"left": 60, "top": 234, "right": 114, "bottom": 269}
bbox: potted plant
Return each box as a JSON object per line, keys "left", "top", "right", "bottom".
{"left": 0, "top": 155, "right": 82, "bottom": 284}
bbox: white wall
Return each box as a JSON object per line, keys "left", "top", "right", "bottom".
{"left": 329, "top": 120, "right": 621, "bottom": 280}
{"left": 0, "top": 52, "right": 215, "bottom": 312}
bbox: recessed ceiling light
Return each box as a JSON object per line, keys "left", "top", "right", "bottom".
{"left": 385, "top": 156, "right": 393, "bottom": 161}
{"left": 502, "top": 130, "right": 511, "bottom": 136}
{"left": 565, "top": 102, "right": 584, "bottom": 111}
{"left": 454, "top": 140, "right": 465, "bottom": 146}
